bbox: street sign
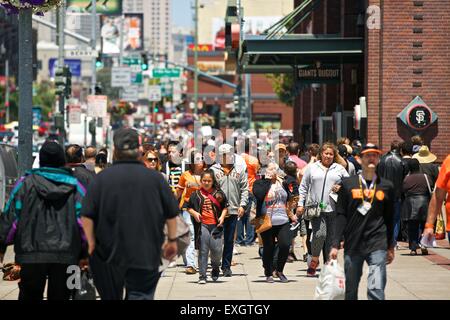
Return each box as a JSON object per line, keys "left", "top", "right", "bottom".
{"left": 131, "top": 72, "right": 143, "bottom": 84}
{"left": 111, "top": 66, "right": 132, "bottom": 87}
{"left": 148, "top": 86, "right": 162, "bottom": 102}
{"left": 152, "top": 68, "right": 181, "bottom": 78}
{"left": 122, "top": 57, "right": 141, "bottom": 65}
{"left": 121, "top": 86, "right": 139, "bottom": 102}
{"left": 65, "top": 49, "right": 98, "bottom": 58}
{"left": 87, "top": 95, "right": 108, "bottom": 118}
{"left": 68, "top": 105, "right": 82, "bottom": 124}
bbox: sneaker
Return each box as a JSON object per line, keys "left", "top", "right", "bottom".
{"left": 185, "top": 266, "right": 197, "bottom": 275}
{"left": 222, "top": 268, "right": 232, "bottom": 277}
{"left": 198, "top": 277, "right": 207, "bottom": 284}
{"left": 211, "top": 268, "right": 220, "bottom": 281}
{"left": 276, "top": 272, "right": 289, "bottom": 283}
{"left": 307, "top": 260, "right": 319, "bottom": 277}
{"left": 266, "top": 276, "right": 274, "bottom": 283}
{"left": 168, "top": 261, "right": 177, "bottom": 268}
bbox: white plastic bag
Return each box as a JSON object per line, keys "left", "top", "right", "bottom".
{"left": 314, "top": 260, "right": 346, "bottom": 300}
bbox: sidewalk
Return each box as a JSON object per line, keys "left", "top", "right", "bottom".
{"left": 1, "top": 241, "right": 449, "bottom": 300}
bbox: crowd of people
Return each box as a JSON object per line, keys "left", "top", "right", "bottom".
{"left": 0, "top": 125, "right": 448, "bottom": 301}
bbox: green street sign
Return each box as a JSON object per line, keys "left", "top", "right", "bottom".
{"left": 152, "top": 68, "right": 181, "bottom": 78}
{"left": 132, "top": 72, "right": 143, "bottom": 84}
{"left": 122, "top": 57, "right": 141, "bottom": 65}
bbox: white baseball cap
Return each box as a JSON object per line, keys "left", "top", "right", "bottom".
{"left": 218, "top": 144, "right": 233, "bottom": 155}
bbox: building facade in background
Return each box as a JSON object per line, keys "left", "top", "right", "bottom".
{"left": 291, "top": 0, "right": 450, "bottom": 162}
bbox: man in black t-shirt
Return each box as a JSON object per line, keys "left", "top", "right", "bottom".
{"left": 330, "top": 143, "right": 395, "bottom": 300}
{"left": 81, "top": 128, "right": 179, "bottom": 300}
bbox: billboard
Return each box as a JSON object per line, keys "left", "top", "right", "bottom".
{"left": 49, "top": 58, "right": 81, "bottom": 77}
{"left": 67, "top": 0, "right": 122, "bottom": 15}
{"left": 101, "top": 13, "right": 143, "bottom": 54}
{"left": 212, "top": 16, "right": 282, "bottom": 49}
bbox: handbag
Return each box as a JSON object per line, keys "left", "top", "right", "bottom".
{"left": 73, "top": 270, "right": 96, "bottom": 300}
{"left": 253, "top": 213, "right": 272, "bottom": 234}
{"left": 303, "top": 168, "right": 329, "bottom": 221}
{"left": 1, "top": 262, "right": 20, "bottom": 281}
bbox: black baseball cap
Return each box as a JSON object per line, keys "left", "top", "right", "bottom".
{"left": 361, "top": 143, "right": 383, "bottom": 155}
{"left": 113, "top": 128, "right": 140, "bottom": 151}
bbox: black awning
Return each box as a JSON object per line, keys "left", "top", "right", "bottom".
{"left": 239, "top": 34, "right": 364, "bottom": 74}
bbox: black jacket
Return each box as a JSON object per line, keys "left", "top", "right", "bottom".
{"left": 253, "top": 178, "right": 293, "bottom": 218}
{"left": 378, "top": 150, "right": 404, "bottom": 200}
{"left": 0, "top": 168, "right": 86, "bottom": 264}
{"left": 186, "top": 188, "right": 228, "bottom": 249}
{"left": 67, "top": 163, "right": 96, "bottom": 188}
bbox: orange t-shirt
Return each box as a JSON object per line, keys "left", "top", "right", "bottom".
{"left": 436, "top": 155, "right": 450, "bottom": 231}
{"left": 177, "top": 171, "right": 201, "bottom": 209}
{"left": 200, "top": 193, "right": 217, "bottom": 225}
{"left": 242, "top": 153, "right": 259, "bottom": 192}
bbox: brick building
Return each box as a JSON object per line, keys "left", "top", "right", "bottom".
{"left": 291, "top": 0, "right": 449, "bottom": 161}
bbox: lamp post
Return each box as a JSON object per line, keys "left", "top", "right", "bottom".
{"left": 18, "top": 8, "right": 33, "bottom": 175}
{"left": 193, "top": 0, "right": 199, "bottom": 115}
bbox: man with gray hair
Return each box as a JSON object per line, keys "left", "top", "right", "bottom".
{"left": 210, "top": 144, "right": 249, "bottom": 277}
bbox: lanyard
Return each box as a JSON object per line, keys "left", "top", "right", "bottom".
{"left": 358, "top": 175, "right": 376, "bottom": 205}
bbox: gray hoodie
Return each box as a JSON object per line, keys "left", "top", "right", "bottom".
{"left": 298, "top": 161, "right": 349, "bottom": 212}
{"left": 211, "top": 158, "right": 249, "bottom": 215}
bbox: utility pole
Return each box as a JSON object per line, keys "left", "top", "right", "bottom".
{"left": 91, "top": 0, "right": 97, "bottom": 95}
{"left": 57, "top": 0, "right": 66, "bottom": 145}
{"left": 193, "top": 0, "right": 199, "bottom": 115}
{"left": 90, "top": 0, "right": 97, "bottom": 147}
{"left": 5, "top": 58, "right": 10, "bottom": 124}
{"left": 18, "top": 8, "right": 33, "bottom": 175}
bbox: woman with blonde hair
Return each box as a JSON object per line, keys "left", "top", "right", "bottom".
{"left": 297, "top": 142, "right": 349, "bottom": 276}
{"left": 143, "top": 149, "right": 168, "bottom": 181}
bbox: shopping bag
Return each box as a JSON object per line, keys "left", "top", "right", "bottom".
{"left": 435, "top": 212, "right": 446, "bottom": 240}
{"left": 314, "top": 260, "right": 345, "bottom": 300}
{"left": 163, "top": 215, "right": 191, "bottom": 256}
{"left": 73, "top": 270, "right": 96, "bottom": 300}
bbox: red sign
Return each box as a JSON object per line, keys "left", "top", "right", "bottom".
{"left": 188, "top": 44, "right": 213, "bottom": 52}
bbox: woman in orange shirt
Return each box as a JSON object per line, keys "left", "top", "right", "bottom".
{"left": 177, "top": 150, "right": 205, "bottom": 274}
{"left": 186, "top": 170, "right": 228, "bottom": 284}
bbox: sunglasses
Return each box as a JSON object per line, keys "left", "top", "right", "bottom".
{"left": 147, "top": 157, "right": 158, "bottom": 162}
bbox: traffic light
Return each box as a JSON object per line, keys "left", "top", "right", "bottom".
{"left": 54, "top": 66, "right": 72, "bottom": 98}
{"left": 96, "top": 55, "right": 104, "bottom": 69}
{"left": 141, "top": 53, "right": 148, "bottom": 71}
{"left": 64, "top": 67, "right": 72, "bottom": 98}
{"left": 89, "top": 119, "right": 96, "bottom": 135}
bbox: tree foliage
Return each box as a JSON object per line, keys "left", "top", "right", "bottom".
{"left": 266, "top": 73, "right": 295, "bottom": 106}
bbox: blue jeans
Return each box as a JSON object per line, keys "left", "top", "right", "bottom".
{"left": 181, "top": 211, "right": 197, "bottom": 268}
{"left": 393, "top": 200, "right": 402, "bottom": 246}
{"left": 222, "top": 214, "right": 238, "bottom": 270}
{"left": 344, "top": 250, "right": 387, "bottom": 300}
{"left": 236, "top": 195, "right": 255, "bottom": 246}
